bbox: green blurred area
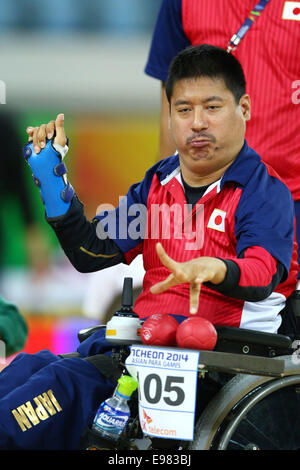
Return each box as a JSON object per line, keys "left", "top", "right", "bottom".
{"left": 0, "top": 111, "right": 70, "bottom": 267}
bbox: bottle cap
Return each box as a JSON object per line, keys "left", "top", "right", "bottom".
{"left": 117, "top": 375, "right": 138, "bottom": 398}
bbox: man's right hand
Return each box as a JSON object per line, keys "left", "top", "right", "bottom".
{"left": 24, "top": 113, "right": 73, "bottom": 218}
{"left": 26, "top": 113, "right": 67, "bottom": 154}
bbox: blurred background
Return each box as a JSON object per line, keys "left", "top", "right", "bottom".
{"left": 0, "top": 0, "right": 162, "bottom": 360}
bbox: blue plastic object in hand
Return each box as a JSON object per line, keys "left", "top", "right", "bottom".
{"left": 24, "top": 140, "right": 74, "bottom": 218}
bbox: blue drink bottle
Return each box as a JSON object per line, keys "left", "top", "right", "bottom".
{"left": 92, "top": 375, "right": 138, "bottom": 441}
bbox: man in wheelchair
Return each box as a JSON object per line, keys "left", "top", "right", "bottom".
{"left": 0, "top": 44, "right": 299, "bottom": 450}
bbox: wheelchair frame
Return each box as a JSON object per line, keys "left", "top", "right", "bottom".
{"left": 79, "top": 323, "right": 300, "bottom": 450}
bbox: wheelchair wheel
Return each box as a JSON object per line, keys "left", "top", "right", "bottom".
{"left": 189, "top": 355, "right": 300, "bottom": 450}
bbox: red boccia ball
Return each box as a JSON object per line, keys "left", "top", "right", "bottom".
{"left": 141, "top": 314, "right": 179, "bottom": 346}
{"left": 176, "top": 317, "right": 217, "bottom": 350}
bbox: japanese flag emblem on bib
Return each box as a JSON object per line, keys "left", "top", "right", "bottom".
{"left": 207, "top": 209, "right": 226, "bottom": 232}
{"left": 282, "top": 2, "right": 300, "bottom": 20}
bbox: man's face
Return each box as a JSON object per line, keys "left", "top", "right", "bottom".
{"left": 169, "top": 76, "right": 251, "bottom": 185}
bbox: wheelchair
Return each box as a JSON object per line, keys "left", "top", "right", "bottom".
{"left": 190, "top": 325, "right": 300, "bottom": 450}
{"left": 79, "top": 286, "right": 300, "bottom": 451}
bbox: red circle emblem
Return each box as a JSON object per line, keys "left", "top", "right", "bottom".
{"left": 214, "top": 215, "right": 223, "bottom": 225}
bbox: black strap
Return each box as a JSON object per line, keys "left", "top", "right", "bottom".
{"left": 59, "top": 352, "right": 81, "bottom": 359}
{"left": 85, "top": 354, "right": 123, "bottom": 386}
{"left": 278, "top": 292, "right": 300, "bottom": 341}
{"left": 59, "top": 352, "right": 122, "bottom": 386}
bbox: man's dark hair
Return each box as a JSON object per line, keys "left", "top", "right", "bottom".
{"left": 165, "top": 44, "right": 246, "bottom": 104}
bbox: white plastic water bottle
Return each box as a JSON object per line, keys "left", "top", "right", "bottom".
{"left": 92, "top": 375, "right": 138, "bottom": 441}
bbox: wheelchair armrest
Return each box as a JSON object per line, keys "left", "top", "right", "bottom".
{"left": 214, "top": 326, "right": 292, "bottom": 358}
{"left": 77, "top": 325, "right": 106, "bottom": 343}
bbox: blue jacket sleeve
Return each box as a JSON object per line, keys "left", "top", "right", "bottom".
{"left": 234, "top": 174, "right": 295, "bottom": 281}
{"left": 145, "top": 0, "right": 190, "bottom": 81}
{"left": 0, "top": 353, "right": 121, "bottom": 449}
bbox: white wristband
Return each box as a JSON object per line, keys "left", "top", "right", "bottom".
{"left": 53, "top": 142, "right": 69, "bottom": 159}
